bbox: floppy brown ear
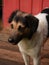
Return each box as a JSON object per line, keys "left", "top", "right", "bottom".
{"left": 25, "top": 15, "right": 39, "bottom": 33}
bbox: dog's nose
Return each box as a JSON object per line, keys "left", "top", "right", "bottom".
{"left": 8, "top": 38, "right": 14, "bottom": 43}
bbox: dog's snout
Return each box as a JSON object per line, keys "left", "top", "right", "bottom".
{"left": 8, "top": 37, "right": 14, "bottom": 43}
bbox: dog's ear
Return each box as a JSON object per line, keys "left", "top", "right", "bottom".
{"left": 25, "top": 15, "right": 39, "bottom": 33}
{"left": 8, "top": 10, "right": 19, "bottom": 23}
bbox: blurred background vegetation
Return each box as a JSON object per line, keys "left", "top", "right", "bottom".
{"left": 0, "top": 0, "right": 2, "bottom": 30}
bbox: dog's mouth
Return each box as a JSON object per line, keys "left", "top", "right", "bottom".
{"left": 8, "top": 35, "right": 23, "bottom": 45}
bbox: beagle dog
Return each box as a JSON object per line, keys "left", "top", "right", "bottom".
{"left": 8, "top": 8, "right": 49, "bottom": 65}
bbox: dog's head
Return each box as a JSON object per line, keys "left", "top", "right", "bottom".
{"left": 8, "top": 10, "right": 39, "bottom": 45}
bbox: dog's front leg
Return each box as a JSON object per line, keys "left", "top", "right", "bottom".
{"left": 33, "top": 56, "right": 40, "bottom": 65}
{"left": 21, "top": 52, "right": 29, "bottom": 65}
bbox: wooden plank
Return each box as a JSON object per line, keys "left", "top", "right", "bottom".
{"left": 0, "top": 49, "right": 23, "bottom": 63}
{"left": 3, "top": 0, "right": 19, "bottom": 28}
{"left": 44, "top": 39, "right": 49, "bottom": 50}
{"left": 0, "top": 59, "right": 24, "bottom": 65}
{"left": 32, "top": 0, "right": 43, "bottom": 15}
{"left": 20, "top": 0, "right": 32, "bottom": 13}
{"left": 0, "top": 41, "right": 19, "bottom": 52}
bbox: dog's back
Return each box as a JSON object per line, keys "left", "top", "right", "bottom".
{"left": 41, "top": 8, "right": 49, "bottom": 14}
{"left": 41, "top": 8, "right": 49, "bottom": 37}
{"left": 35, "top": 8, "right": 49, "bottom": 38}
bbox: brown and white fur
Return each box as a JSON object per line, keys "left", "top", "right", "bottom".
{"left": 8, "top": 8, "right": 49, "bottom": 65}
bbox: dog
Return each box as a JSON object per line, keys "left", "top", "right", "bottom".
{"left": 8, "top": 8, "right": 49, "bottom": 65}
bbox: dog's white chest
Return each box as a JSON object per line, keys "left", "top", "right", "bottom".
{"left": 18, "top": 32, "right": 42, "bottom": 56}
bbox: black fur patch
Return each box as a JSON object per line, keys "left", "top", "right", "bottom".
{"left": 8, "top": 10, "right": 19, "bottom": 23}
{"left": 41, "top": 8, "right": 49, "bottom": 14}
{"left": 46, "top": 15, "right": 49, "bottom": 37}
{"left": 25, "top": 15, "right": 39, "bottom": 39}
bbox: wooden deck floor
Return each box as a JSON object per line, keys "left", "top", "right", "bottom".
{"left": 0, "top": 30, "right": 49, "bottom": 65}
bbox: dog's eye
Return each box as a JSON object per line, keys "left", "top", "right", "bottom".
{"left": 18, "top": 26, "right": 24, "bottom": 32}
{"left": 11, "top": 24, "right": 14, "bottom": 29}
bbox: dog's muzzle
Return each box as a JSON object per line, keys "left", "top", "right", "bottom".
{"left": 8, "top": 35, "right": 23, "bottom": 45}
